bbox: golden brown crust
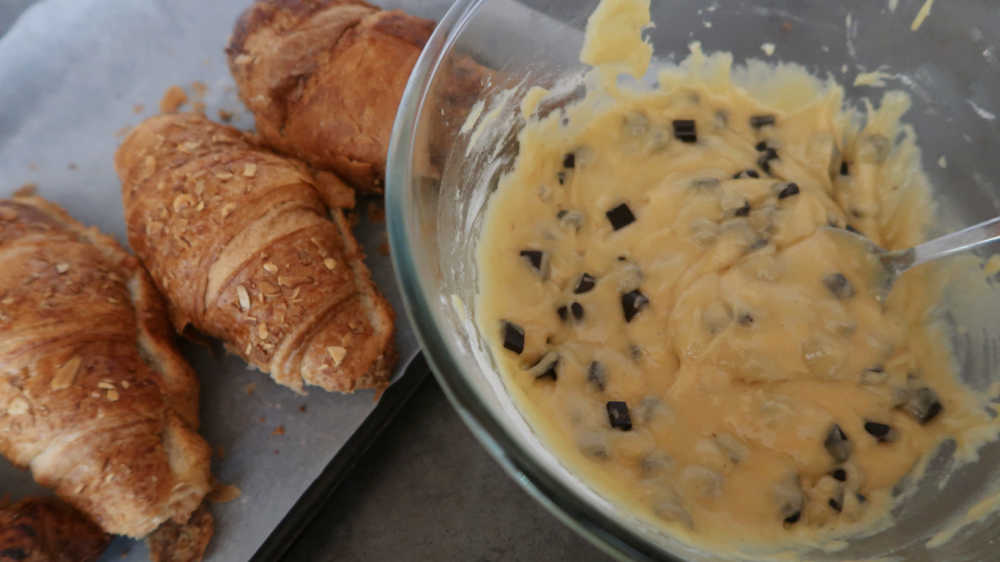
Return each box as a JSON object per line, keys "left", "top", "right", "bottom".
{"left": 226, "top": 0, "right": 434, "bottom": 193}
{"left": 0, "top": 196, "right": 212, "bottom": 538}
{"left": 0, "top": 498, "right": 109, "bottom": 562}
{"left": 147, "top": 503, "right": 214, "bottom": 562}
{"left": 115, "top": 113, "right": 396, "bottom": 393}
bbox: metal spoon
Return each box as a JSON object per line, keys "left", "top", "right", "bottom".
{"left": 828, "top": 215, "right": 1000, "bottom": 296}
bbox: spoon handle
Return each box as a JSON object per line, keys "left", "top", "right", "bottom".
{"left": 909, "top": 215, "right": 1000, "bottom": 269}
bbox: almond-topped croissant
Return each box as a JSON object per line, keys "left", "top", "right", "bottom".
{"left": 0, "top": 497, "right": 109, "bottom": 562}
{"left": 226, "top": 0, "right": 435, "bottom": 194}
{"left": 0, "top": 195, "right": 212, "bottom": 538}
{"left": 115, "top": 113, "right": 395, "bottom": 393}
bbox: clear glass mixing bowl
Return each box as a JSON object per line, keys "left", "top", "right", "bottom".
{"left": 386, "top": 1, "right": 1000, "bottom": 559}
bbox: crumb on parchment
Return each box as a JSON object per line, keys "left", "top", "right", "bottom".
{"left": 159, "top": 85, "right": 188, "bottom": 114}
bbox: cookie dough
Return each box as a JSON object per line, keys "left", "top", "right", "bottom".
{"left": 475, "top": 0, "right": 991, "bottom": 552}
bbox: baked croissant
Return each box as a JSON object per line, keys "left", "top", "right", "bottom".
{"left": 0, "top": 497, "right": 109, "bottom": 562}
{"left": 0, "top": 195, "right": 212, "bottom": 538}
{"left": 115, "top": 113, "right": 395, "bottom": 393}
{"left": 226, "top": 0, "right": 435, "bottom": 194}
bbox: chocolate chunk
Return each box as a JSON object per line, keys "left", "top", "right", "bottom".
{"left": 750, "top": 114, "right": 776, "bottom": 129}
{"left": 621, "top": 289, "right": 649, "bottom": 322}
{"left": 783, "top": 511, "right": 801, "bottom": 525}
{"left": 733, "top": 169, "right": 760, "bottom": 179}
{"left": 864, "top": 421, "right": 896, "bottom": 443}
{"left": 574, "top": 273, "right": 596, "bottom": 294}
{"left": 824, "top": 424, "right": 852, "bottom": 462}
{"left": 556, "top": 305, "right": 569, "bottom": 322}
{"left": 571, "top": 302, "right": 584, "bottom": 321}
{"left": 606, "top": 203, "right": 636, "bottom": 231}
{"left": 755, "top": 141, "right": 769, "bottom": 151}
{"left": 557, "top": 171, "right": 567, "bottom": 185}
{"left": 901, "top": 387, "right": 943, "bottom": 424}
{"left": 758, "top": 147, "right": 780, "bottom": 174}
{"left": 856, "top": 493, "right": 867, "bottom": 503}
{"left": 840, "top": 161, "right": 850, "bottom": 176}
{"left": 832, "top": 468, "right": 847, "bottom": 482}
{"left": 733, "top": 201, "right": 751, "bottom": 217}
{"left": 672, "top": 119, "right": 697, "bottom": 143}
{"left": 587, "top": 361, "right": 606, "bottom": 391}
{"left": 777, "top": 182, "right": 800, "bottom": 199}
{"left": 520, "top": 249, "right": 545, "bottom": 272}
{"left": 502, "top": 321, "right": 525, "bottom": 354}
{"left": 606, "top": 401, "right": 632, "bottom": 430}
{"left": 528, "top": 352, "right": 559, "bottom": 381}
{"left": 828, "top": 498, "right": 843, "bottom": 512}
{"left": 563, "top": 152, "right": 576, "bottom": 168}
{"left": 823, "top": 273, "right": 855, "bottom": 299}
{"left": 737, "top": 311, "right": 755, "bottom": 326}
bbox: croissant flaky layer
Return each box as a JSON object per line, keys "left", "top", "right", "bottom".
{"left": 226, "top": 0, "right": 435, "bottom": 194}
{"left": 0, "top": 196, "right": 212, "bottom": 538}
{"left": 115, "top": 113, "right": 395, "bottom": 394}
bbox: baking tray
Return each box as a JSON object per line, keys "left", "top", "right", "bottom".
{"left": 0, "top": 0, "right": 451, "bottom": 559}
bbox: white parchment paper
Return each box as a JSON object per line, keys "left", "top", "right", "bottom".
{"left": 0, "top": 0, "right": 450, "bottom": 559}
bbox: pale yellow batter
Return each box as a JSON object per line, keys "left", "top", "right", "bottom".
{"left": 475, "top": 0, "right": 993, "bottom": 554}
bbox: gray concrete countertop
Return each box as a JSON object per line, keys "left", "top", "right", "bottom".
{"left": 284, "top": 373, "right": 612, "bottom": 562}
{"left": 0, "top": 2, "right": 612, "bottom": 559}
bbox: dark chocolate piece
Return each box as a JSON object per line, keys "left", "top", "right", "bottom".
{"left": 557, "top": 171, "right": 567, "bottom": 185}
{"left": 672, "top": 119, "right": 697, "bottom": 143}
{"left": 755, "top": 141, "right": 769, "bottom": 151}
{"left": 840, "top": 161, "right": 850, "bottom": 176}
{"left": 606, "top": 401, "right": 632, "bottom": 430}
{"left": 832, "top": 468, "right": 847, "bottom": 482}
{"left": 502, "top": 321, "right": 525, "bottom": 354}
{"left": 783, "top": 511, "right": 801, "bottom": 525}
{"left": 750, "top": 114, "right": 776, "bottom": 129}
{"left": 733, "top": 201, "right": 751, "bottom": 217}
{"left": 758, "top": 147, "right": 780, "bottom": 174}
{"left": 528, "top": 351, "right": 559, "bottom": 381}
{"left": 733, "top": 169, "right": 760, "bottom": 179}
{"left": 828, "top": 498, "right": 843, "bottom": 513}
{"left": 621, "top": 289, "right": 649, "bottom": 322}
{"left": 777, "top": 182, "right": 800, "bottom": 199}
{"left": 556, "top": 305, "right": 569, "bottom": 322}
{"left": 901, "top": 387, "right": 944, "bottom": 424}
{"left": 520, "top": 249, "right": 545, "bottom": 271}
{"left": 864, "top": 421, "right": 896, "bottom": 443}
{"left": 606, "top": 203, "right": 636, "bottom": 231}
{"left": 737, "top": 311, "right": 755, "bottom": 326}
{"left": 824, "top": 424, "right": 852, "bottom": 462}
{"left": 563, "top": 152, "right": 576, "bottom": 169}
{"left": 574, "top": 273, "right": 596, "bottom": 294}
{"left": 570, "top": 302, "right": 584, "bottom": 321}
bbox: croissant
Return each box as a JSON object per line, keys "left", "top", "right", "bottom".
{"left": 115, "top": 113, "right": 395, "bottom": 393}
{"left": 226, "top": 0, "right": 435, "bottom": 194}
{"left": 0, "top": 195, "right": 212, "bottom": 538}
{"left": 0, "top": 497, "right": 109, "bottom": 562}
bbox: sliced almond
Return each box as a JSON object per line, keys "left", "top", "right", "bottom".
{"left": 257, "top": 322, "right": 268, "bottom": 340}
{"left": 326, "top": 346, "right": 347, "bottom": 367}
{"left": 55, "top": 263, "right": 70, "bottom": 274}
{"left": 323, "top": 258, "right": 337, "bottom": 271}
{"left": 51, "top": 356, "right": 81, "bottom": 390}
{"left": 221, "top": 202, "right": 237, "bottom": 218}
{"left": 97, "top": 381, "right": 115, "bottom": 390}
{"left": 214, "top": 171, "right": 234, "bottom": 180}
{"left": 236, "top": 285, "right": 251, "bottom": 311}
{"left": 262, "top": 262, "right": 278, "bottom": 274}
{"left": 209, "top": 483, "right": 242, "bottom": 503}
{"left": 243, "top": 163, "right": 257, "bottom": 177}
{"left": 106, "top": 389, "right": 120, "bottom": 402}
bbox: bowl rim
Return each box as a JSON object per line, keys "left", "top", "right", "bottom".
{"left": 385, "top": 1, "right": 679, "bottom": 560}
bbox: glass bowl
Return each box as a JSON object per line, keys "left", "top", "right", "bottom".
{"left": 386, "top": 1, "right": 1000, "bottom": 560}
